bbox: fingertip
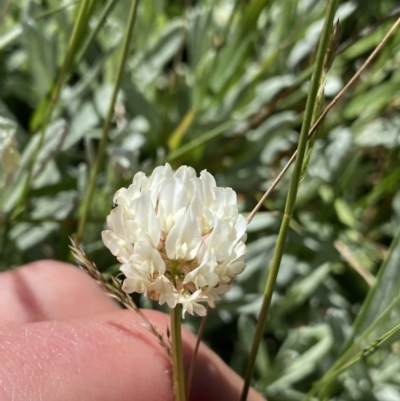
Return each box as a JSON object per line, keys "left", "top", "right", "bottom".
{"left": 0, "top": 260, "right": 119, "bottom": 324}
{"left": 0, "top": 309, "right": 174, "bottom": 401}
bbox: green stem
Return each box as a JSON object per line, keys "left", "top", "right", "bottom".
{"left": 76, "top": 0, "right": 140, "bottom": 242}
{"left": 34, "top": 1, "right": 80, "bottom": 20}
{"left": 171, "top": 305, "right": 187, "bottom": 401}
{"left": 168, "top": 108, "right": 197, "bottom": 151}
{"left": 343, "top": 226, "right": 400, "bottom": 351}
{"left": 304, "top": 322, "right": 400, "bottom": 400}
{"left": 165, "top": 119, "right": 236, "bottom": 163}
{"left": 75, "top": 0, "right": 120, "bottom": 65}
{"left": 186, "top": 307, "right": 209, "bottom": 398}
{"left": 239, "top": 1, "right": 339, "bottom": 400}
{"left": 315, "top": 225, "right": 400, "bottom": 399}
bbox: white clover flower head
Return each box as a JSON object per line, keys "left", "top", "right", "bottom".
{"left": 102, "top": 163, "right": 247, "bottom": 318}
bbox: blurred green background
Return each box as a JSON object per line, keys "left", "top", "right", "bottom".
{"left": 1, "top": 0, "right": 400, "bottom": 400}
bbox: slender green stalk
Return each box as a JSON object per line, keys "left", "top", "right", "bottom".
{"left": 168, "top": 108, "right": 197, "bottom": 151}
{"left": 304, "top": 322, "right": 400, "bottom": 400}
{"left": 171, "top": 305, "right": 187, "bottom": 401}
{"left": 304, "top": 285, "right": 400, "bottom": 400}
{"left": 76, "top": 0, "right": 141, "bottom": 242}
{"left": 165, "top": 119, "right": 236, "bottom": 162}
{"left": 240, "top": 1, "right": 339, "bottom": 400}
{"left": 300, "top": 20, "right": 340, "bottom": 181}
{"left": 75, "top": 0, "right": 120, "bottom": 64}
{"left": 35, "top": 1, "right": 80, "bottom": 20}
{"left": 316, "top": 225, "right": 400, "bottom": 399}
{"left": 13, "top": 0, "right": 92, "bottom": 216}
{"left": 343, "top": 226, "right": 400, "bottom": 350}
{"left": 186, "top": 308, "right": 209, "bottom": 398}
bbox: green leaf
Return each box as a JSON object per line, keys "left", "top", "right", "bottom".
{"left": 133, "top": 18, "right": 184, "bottom": 86}
{"left": 349, "top": 227, "right": 400, "bottom": 343}
{"left": 0, "top": 117, "right": 20, "bottom": 186}
{"left": 334, "top": 198, "right": 357, "bottom": 228}
{"left": 0, "top": 25, "right": 23, "bottom": 50}
{"left": 272, "top": 262, "right": 331, "bottom": 317}
{"left": 22, "top": 17, "right": 56, "bottom": 97}
{"left": 267, "top": 325, "right": 333, "bottom": 391}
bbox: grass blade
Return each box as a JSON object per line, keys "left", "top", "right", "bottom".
{"left": 240, "top": 1, "right": 339, "bottom": 399}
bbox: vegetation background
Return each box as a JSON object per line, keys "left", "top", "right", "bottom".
{"left": 1, "top": 0, "right": 400, "bottom": 400}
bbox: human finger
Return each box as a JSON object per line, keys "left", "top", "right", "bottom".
{"left": 0, "top": 309, "right": 265, "bottom": 401}
{"left": 0, "top": 260, "right": 119, "bottom": 324}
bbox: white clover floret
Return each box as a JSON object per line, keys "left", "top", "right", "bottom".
{"left": 102, "top": 163, "right": 247, "bottom": 318}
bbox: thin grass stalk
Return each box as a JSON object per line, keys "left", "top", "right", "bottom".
{"left": 304, "top": 322, "right": 400, "bottom": 400}
{"left": 171, "top": 305, "right": 187, "bottom": 401}
{"left": 13, "top": 0, "right": 92, "bottom": 216}
{"left": 165, "top": 119, "right": 236, "bottom": 162}
{"left": 240, "top": 1, "right": 339, "bottom": 400}
{"left": 168, "top": 108, "right": 197, "bottom": 151}
{"left": 338, "top": 21, "right": 400, "bottom": 351}
{"left": 186, "top": 307, "right": 209, "bottom": 398}
{"left": 337, "top": 7, "right": 400, "bottom": 54}
{"left": 246, "top": 15, "right": 400, "bottom": 225}
{"left": 315, "top": 225, "right": 400, "bottom": 399}
{"left": 300, "top": 20, "right": 340, "bottom": 181}
{"left": 34, "top": 1, "right": 80, "bottom": 20}
{"left": 75, "top": 0, "right": 120, "bottom": 64}
{"left": 306, "top": 286, "right": 400, "bottom": 400}
{"left": 76, "top": 0, "right": 140, "bottom": 242}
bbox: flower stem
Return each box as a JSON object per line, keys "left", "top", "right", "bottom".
{"left": 171, "top": 305, "right": 187, "bottom": 401}
{"left": 240, "top": 1, "right": 339, "bottom": 400}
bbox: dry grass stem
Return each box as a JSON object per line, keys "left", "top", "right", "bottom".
{"left": 246, "top": 15, "right": 400, "bottom": 224}
{"left": 334, "top": 240, "right": 375, "bottom": 286}
{"left": 69, "top": 238, "right": 171, "bottom": 357}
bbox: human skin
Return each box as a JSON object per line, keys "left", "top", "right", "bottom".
{"left": 0, "top": 260, "right": 265, "bottom": 401}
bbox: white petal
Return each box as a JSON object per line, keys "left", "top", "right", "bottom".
{"left": 120, "top": 264, "right": 151, "bottom": 294}
{"left": 205, "top": 284, "right": 230, "bottom": 307}
{"left": 101, "top": 230, "right": 130, "bottom": 263}
{"left": 165, "top": 207, "right": 201, "bottom": 260}
{"left": 178, "top": 290, "right": 207, "bottom": 318}
{"left": 148, "top": 163, "right": 173, "bottom": 204}
{"left": 124, "top": 220, "right": 144, "bottom": 244}
{"left": 198, "top": 218, "right": 230, "bottom": 262}
{"left": 149, "top": 275, "right": 178, "bottom": 308}
{"left": 158, "top": 178, "right": 189, "bottom": 219}
{"left": 130, "top": 240, "right": 166, "bottom": 275}
{"left": 106, "top": 207, "right": 126, "bottom": 239}
{"left": 199, "top": 170, "right": 216, "bottom": 207}
{"left": 115, "top": 172, "right": 148, "bottom": 209}
{"left": 174, "top": 165, "right": 196, "bottom": 183}
{"left": 183, "top": 258, "right": 219, "bottom": 289}
{"left": 134, "top": 193, "right": 161, "bottom": 248}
